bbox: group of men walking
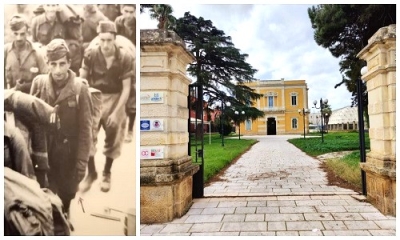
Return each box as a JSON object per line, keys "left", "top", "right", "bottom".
{"left": 4, "top": 4, "right": 136, "bottom": 224}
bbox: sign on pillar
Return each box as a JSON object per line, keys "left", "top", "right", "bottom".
{"left": 140, "top": 146, "right": 165, "bottom": 160}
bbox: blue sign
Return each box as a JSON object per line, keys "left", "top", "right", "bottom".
{"left": 140, "top": 120, "right": 151, "bottom": 131}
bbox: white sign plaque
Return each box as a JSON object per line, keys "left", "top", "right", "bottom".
{"left": 141, "top": 92, "right": 164, "bottom": 104}
{"left": 140, "top": 119, "right": 164, "bottom": 131}
{"left": 140, "top": 146, "right": 165, "bottom": 159}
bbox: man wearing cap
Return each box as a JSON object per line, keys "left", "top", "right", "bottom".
{"left": 31, "top": 4, "right": 66, "bottom": 45}
{"left": 4, "top": 14, "right": 47, "bottom": 93}
{"left": 79, "top": 20, "right": 132, "bottom": 193}
{"left": 115, "top": 4, "right": 136, "bottom": 143}
{"left": 31, "top": 4, "right": 83, "bottom": 74}
{"left": 30, "top": 38, "right": 93, "bottom": 215}
{"left": 33, "top": 5, "right": 45, "bottom": 16}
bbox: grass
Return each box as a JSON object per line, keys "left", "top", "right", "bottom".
{"left": 288, "top": 131, "right": 370, "bottom": 157}
{"left": 325, "top": 151, "right": 363, "bottom": 189}
{"left": 190, "top": 133, "right": 257, "bottom": 182}
{"left": 288, "top": 131, "right": 369, "bottom": 191}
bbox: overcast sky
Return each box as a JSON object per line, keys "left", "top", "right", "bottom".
{"left": 140, "top": 4, "right": 356, "bottom": 112}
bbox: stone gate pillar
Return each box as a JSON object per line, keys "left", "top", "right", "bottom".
{"left": 357, "top": 24, "right": 396, "bottom": 216}
{"left": 140, "top": 29, "right": 199, "bottom": 223}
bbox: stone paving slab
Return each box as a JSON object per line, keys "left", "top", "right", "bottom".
{"left": 140, "top": 135, "right": 396, "bottom": 236}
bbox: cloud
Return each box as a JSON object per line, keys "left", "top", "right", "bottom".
{"left": 139, "top": 4, "right": 354, "bottom": 110}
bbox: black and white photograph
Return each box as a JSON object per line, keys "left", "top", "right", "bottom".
{"left": 4, "top": 3, "right": 136, "bottom": 235}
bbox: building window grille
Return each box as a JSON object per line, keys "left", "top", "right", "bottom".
{"left": 292, "top": 118, "right": 298, "bottom": 129}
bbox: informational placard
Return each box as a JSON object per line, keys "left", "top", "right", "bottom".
{"left": 140, "top": 92, "right": 164, "bottom": 104}
{"left": 140, "top": 146, "right": 165, "bottom": 159}
{"left": 140, "top": 119, "right": 164, "bottom": 131}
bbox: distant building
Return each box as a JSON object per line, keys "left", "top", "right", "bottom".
{"left": 240, "top": 79, "right": 309, "bottom": 135}
{"left": 309, "top": 112, "right": 321, "bottom": 125}
{"left": 326, "top": 106, "right": 360, "bottom": 131}
{"left": 188, "top": 87, "right": 212, "bottom": 133}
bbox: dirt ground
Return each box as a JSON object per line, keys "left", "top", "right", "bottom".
{"left": 318, "top": 159, "right": 362, "bottom": 194}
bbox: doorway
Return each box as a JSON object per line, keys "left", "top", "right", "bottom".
{"left": 267, "top": 117, "right": 277, "bottom": 135}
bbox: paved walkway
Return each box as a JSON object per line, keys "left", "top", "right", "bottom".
{"left": 140, "top": 135, "right": 396, "bottom": 236}
{"left": 69, "top": 123, "right": 136, "bottom": 236}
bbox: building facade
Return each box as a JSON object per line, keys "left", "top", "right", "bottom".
{"left": 240, "top": 79, "right": 309, "bottom": 135}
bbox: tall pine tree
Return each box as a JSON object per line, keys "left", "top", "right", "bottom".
{"left": 308, "top": 4, "right": 395, "bottom": 127}
{"left": 173, "top": 12, "right": 264, "bottom": 120}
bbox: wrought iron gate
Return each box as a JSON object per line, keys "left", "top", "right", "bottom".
{"left": 188, "top": 83, "right": 204, "bottom": 198}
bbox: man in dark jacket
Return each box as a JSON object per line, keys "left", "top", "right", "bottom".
{"left": 30, "top": 38, "right": 93, "bottom": 215}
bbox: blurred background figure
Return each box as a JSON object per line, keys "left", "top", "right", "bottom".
{"left": 31, "top": 4, "right": 84, "bottom": 75}
{"left": 82, "top": 4, "right": 109, "bottom": 49}
{"left": 98, "top": 4, "right": 120, "bottom": 21}
{"left": 115, "top": 4, "right": 135, "bottom": 44}
{"left": 4, "top": 14, "right": 48, "bottom": 92}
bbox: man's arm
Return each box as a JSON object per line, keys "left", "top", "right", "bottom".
{"left": 31, "top": 18, "right": 38, "bottom": 42}
{"left": 29, "top": 76, "right": 40, "bottom": 97}
{"left": 79, "top": 48, "right": 91, "bottom": 79}
{"left": 109, "top": 51, "right": 133, "bottom": 117}
{"left": 4, "top": 46, "right": 10, "bottom": 89}
{"left": 36, "top": 51, "right": 48, "bottom": 74}
{"left": 79, "top": 68, "right": 89, "bottom": 80}
{"left": 7, "top": 123, "right": 36, "bottom": 180}
{"left": 75, "top": 83, "right": 93, "bottom": 179}
{"left": 112, "top": 77, "right": 131, "bottom": 115}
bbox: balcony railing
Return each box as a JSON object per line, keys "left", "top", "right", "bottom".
{"left": 262, "top": 107, "right": 285, "bottom": 112}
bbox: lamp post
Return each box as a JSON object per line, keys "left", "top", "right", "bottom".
{"left": 359, "top": 66, "right": 368, "bottom": 196}
{"left": 298, "top": 108, "right": 310, "bottom": 140}
{"left": 221, "top": 100, "right": 231, "bottom": 147}
{"left": 313, "top": 98, "right": 328, "bottom": 143}
{"left": 325, "top": 113, "right": 329, "bottom": 133}
{"left": 234, "top": 110, "right": 245, "bottom": 140}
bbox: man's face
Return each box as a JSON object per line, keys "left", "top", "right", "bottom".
{"left": 44, "top": 4, "right": 58, "bottom": 18}
{"left": 48, "top": 56, "right": 70, "bottom": 84}
{"left": 122, "top": 6, "right": 135, "bottom": 22}
{"left": 98, "top": 32, "right": 116, "bottom": 56}
{"left": 12, "top": 26, "right": 27, "bottom": 47}
{"left": 84, "top": 4, "right": 96, "bottom": 13}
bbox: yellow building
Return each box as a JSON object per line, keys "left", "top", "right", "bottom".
{"left": 240, "top": 79, "right": 309, "bottom": 135}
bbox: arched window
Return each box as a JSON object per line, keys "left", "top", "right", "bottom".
{"left": 292, "top": 118, "right": 298, "bottom": 129}
{"left": 245, "top": 119, "right": 252, "bottom": 130}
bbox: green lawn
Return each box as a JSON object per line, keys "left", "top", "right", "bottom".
{"left": 288, "top": 131, "right": 369, "bottom": 191}
{"left": 288, "top": 131, "right": 370, "bottom": 156}
{"left": 325, "top": 151, "right": 363, "bottom": 189}
{"left": 190, "top": 133, "right": 257, "bottom": 182}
